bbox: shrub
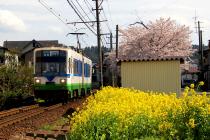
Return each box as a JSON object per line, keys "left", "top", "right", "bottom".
{"left": 0, "top": 64, "right": 34, "bottom": 109}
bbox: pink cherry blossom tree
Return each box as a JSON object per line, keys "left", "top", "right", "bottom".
{"left": 118, "top": 18, "right": 193, "bottom": 60}
{"left": 105, "top": 18, "right": 194, "bottom": 86}
{"left": 106, "top": 18, "right": 193, "bottom": 66}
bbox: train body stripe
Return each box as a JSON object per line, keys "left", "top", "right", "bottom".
{"left": 34, "top": 83, "right": 91, "bottom": 91}
{"left": 41, "top": 74, "right": 84, "bottom": 77}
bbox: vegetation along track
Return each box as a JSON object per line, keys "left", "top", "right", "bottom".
{"left": 0, "top": 98, "right": 87, "bottom": 140}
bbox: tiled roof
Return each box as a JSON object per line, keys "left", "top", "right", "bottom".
{"left": 3, "top": 40, "right": 59, "bottom": 53}
{"left": 118, "top": 56, "right": 184, "bottom": 63}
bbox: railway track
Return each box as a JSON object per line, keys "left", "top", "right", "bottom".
{"left": 0, "top": 92, "right": 95, "bottom": 139}
{"left": 0, "top": 105, "right": 39, "bottom": 119}
{"left": 0, "top": 103, "right": 62, "bottom": 129}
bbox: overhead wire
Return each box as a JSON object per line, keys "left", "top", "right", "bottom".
{"left": 83, "top": 0, "right": 109, "bottom": 48}
{"left": 84, "top": 0, "right": 96, "bottom": 18}
{"left": 69, "top": 0, "right": 90, "bottom": 24}
{"left": 105, "top": 0, "right": 114, "bottom": 26}
{"left": 39, "top": 0, "right": 74, "bottom": 31}
{"left": 39, "top": 0, "right": 91, "bottom": 47}
{"left": 74, "top": 0, "right": 94, "bottom": 24}
{"left": 101, "top": 7, "right": 112, "bottom": 32}
{"left": 66, "top": 0, "right": 97, "bottom": 35}
{"left": 41, "top": 0, "right": 110, "bottom": 48}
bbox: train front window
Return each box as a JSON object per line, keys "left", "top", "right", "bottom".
{"left": 35, "top": 50, "right": 67, "bottom": 76}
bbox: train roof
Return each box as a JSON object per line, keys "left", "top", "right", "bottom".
{"left": 34, "top": 46, "right": 92, "bottom": 62}
{"left": 34, "top": 46, "right": 71, "bottom": 51}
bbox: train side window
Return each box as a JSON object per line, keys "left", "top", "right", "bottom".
{"left": 85, "top": 63, "right": 89, "bottom": 77}
{"left": 87, "top": 64, "right": 90, "bottom": 77}
{"left": 84, "top": 63, "right": 87, "bottom": 77}
{"left": 77, "top": 60, "right": 79, "bottom": 75}
{"left": 79, "top": 61, "right": 82, "bottom": 75}
{"left": 84, "top": 64, "right": 90, "bottom": 77}
{"left": 74, "top": 59, "right": 81, "bottom": 75}
{"left": 89, "top": 65, "right": 91, "bottom": 77}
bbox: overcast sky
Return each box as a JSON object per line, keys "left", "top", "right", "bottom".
{"left": 0, "top": 0, "right": 210, "bottom": 48}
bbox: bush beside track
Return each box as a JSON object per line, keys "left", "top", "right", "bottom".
{"left": 69, "top": 87, "right": 210, "bottom": 140}
{"left": 0, "top": 64, "right": 34, "bottom": 110}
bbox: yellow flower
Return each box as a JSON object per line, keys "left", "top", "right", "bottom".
{"left": 183, "top": 92, "right": 188, "bottom": 98}
{"left": 202, "top": 92, "right": 207, "bottom": 97}
{"left": 69, "top": 86, "right": 209, "bottom": 137}
{"left": 199, "top": 81, "right": 204, "bottom": 86}
{"left": 189, "top": 119, "right": 195, "bottom": 128}
{"left": 185, "top": 86, "right": 190, "bottom": 90}
{"left": 190, "top": 84, "right": 195, "bottom": 89}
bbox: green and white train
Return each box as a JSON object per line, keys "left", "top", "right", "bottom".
{"left": 33, "top": 47, "right": 92, "bottom": 103}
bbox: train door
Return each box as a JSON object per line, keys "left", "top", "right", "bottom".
{"left": 82, "top": 56, "right": 84, "bottom": 89}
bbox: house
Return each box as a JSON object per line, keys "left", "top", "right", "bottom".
{"left": 3, "top": 40, "right": 59, "bottom": 67}
{"left": 118, "top": 57, "right": 184, "bottom": 94}
{"left": 0, "top": 47, "right": 18, "bottom": 65}
{"left": 0, "top": 47, "right": 7, "bottom": 64}
{"left": 181, "top": 57, "right": 199, "bottom": 87}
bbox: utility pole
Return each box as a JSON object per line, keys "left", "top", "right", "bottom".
{"left": 198, "top": 21, "right": 201, "bottom": 52}
{"left": 110, "top": 32, "right": 115, "bottom": 86}
{"left": 197, "top": 21, "right": 205, "bottom": 83}
{"left": 198, "top": 21, "right": 203, "bottom": 71}
{"left": 94, "top": 0, "right": 103, "bottom": 87}
{"left": 199, "top": 30, "right": 203, "bottom": 66}
{"left": 116, "top": 25, "right": 119, "bottom": 58}
{"left": 110, "top": 33, "right": 113, "bottom": 51}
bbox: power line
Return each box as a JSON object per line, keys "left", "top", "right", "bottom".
{"left": 84, "top": 0, "right": 112, "bottom": 37}
{"left": 70, "top": 0, "right": 92, "bottom": 26}
{"left": 105, "top": 0, "right": 114, "bottom": 27}
{"left": 101, "top": 7, "right": 112, "bottom": 32}
{"left": 39, "top": 0, "right": 95, "bottom": 48}
{"left": 84, "top": 0, "right": 96, "bottom": 18}
{"left": 99, "top": 0, "right": 104, "bottom": 8}
{"left": 66, "top": 0, "right": 97, "bottom": 35}
{"left": 67, "top": 20, "right": 107, "bottom": 24}
{"left": 74, "top": 0, "right": 94, "bottom": 23}
{"left": 71, "top": 0, "right": 96, "bottom": 32}
{"left": 39, "top": 0, "right": 74, "bottom": 31}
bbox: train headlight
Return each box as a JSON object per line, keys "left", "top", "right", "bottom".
{"left": 35, "top": 79, "right": 41, "bottom": 84}
{"left": 60, "top": 79, "right": 66, "bottom": 84}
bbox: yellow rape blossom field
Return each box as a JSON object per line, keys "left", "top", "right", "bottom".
{"left": 68, "top": 86, "right": 210, "bottom": 140}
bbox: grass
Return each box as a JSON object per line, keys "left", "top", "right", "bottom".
{"left": 40, "top": 117, "right": 69, "bottom": 131}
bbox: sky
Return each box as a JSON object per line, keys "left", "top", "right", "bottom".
{"left": 0, "top": 0, "right": 210, "bottom": 48}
